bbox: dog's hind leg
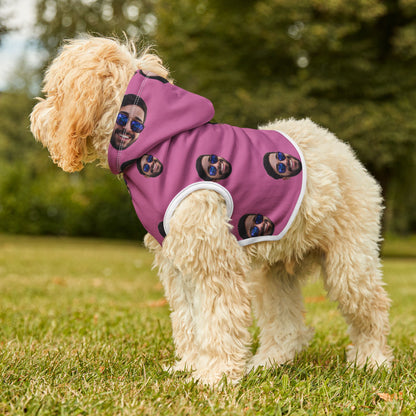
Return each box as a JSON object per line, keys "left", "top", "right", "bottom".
{"left": 248, "top": 263, "right": 314, "bottom": 371}
{"left": 161, "top": 190, "right": 252, "bottom": 385}
{"left": 322, "top": 241, "right": 393, "bottom": 369}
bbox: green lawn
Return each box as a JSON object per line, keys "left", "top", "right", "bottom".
{"left": 0, "top": 234, "right": 415, "bottom": 415}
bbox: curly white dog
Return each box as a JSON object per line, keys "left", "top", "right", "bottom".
{"left": 30, "top": 36, "right": 393, "bottom": 385}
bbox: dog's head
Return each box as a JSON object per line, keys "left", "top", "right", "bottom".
{"left": 30, "top": 36, "right": 169, "bottom": 172}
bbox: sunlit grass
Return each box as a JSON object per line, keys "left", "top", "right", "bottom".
{"left": 0, "top": 234, "right": 415, "bottom": 415}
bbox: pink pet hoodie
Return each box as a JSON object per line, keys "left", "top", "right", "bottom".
{"left": 108, "top": 71, "right": 306, "bottom": 246}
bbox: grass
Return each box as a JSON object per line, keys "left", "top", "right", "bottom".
{"left": 0, "top": 234, "right": 415, "bottom": 415}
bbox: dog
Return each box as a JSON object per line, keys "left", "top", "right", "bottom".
{"left": 30, "top": 36, "right": 393, "bottom": 385}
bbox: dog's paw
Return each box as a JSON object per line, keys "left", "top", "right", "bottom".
{"left": 248, "top": 327, "right": 314, "bottom": 373}
{"left": 346, "top": 344, "right": 394, "bottom": 370}
{"left": 164, "top": 359, "right": 194, "bottom": 374}
{"left": 190, "top": 369, "right": 241, "bottom": 387}
{"left": 247, "top": 352, "right": 291, "bottom": 373}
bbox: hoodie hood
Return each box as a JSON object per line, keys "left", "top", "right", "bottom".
{"left": 108, "top": 71, "right": 215, "bottom": 174}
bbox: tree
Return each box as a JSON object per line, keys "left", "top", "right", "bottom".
{"left": 0, "top": 0, "right": 11, "bottom": 45}
{"left": 0, "top": 90, "right": 145, "bottom": 239}
{"left": 0, "top": 0, "right": 152, "bottom": 238}
{"left": 0, "top": 0, "right": 156, "bottom": 239}
{"left": 6, "top": 0, "right": 414, "bottom": 237}
{"left": 34, "top": 0, "right": 157, "bottom": 56}
{"left": 155, "top": 0, "right": 416, "bottom": 233}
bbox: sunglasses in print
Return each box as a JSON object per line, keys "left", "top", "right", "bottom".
{"left": 208, "top": 155, "right": 218, "bottom": 176}
{"left": 142, "top": 155, "right": 153, "bottom": 173}
{"left": 250, "top": 214, "right": 264, "bottom": 237}
{"left": 116, "top": 113, "right": 144, "bottom": 133}
{"left": 276, "top": 152, "right": 287, "bottom": 174}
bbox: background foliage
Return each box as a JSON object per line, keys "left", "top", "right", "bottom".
{"left": 0, "top": 0, "right": 415, "bottom": 238}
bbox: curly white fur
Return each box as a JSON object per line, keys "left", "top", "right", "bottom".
{"left": 30, "top": 36, "right": 393, "bottom": 386}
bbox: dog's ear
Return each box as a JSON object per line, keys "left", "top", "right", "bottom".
{"left": 30, "top": 37, "right": 137, "bottom": 172}
{"left": 30, "top": 63, "right": 108, "bottom": 172}
{"left": 30, "top": 94, "right": 89, "bottom": 172}
{"left": 30, "top": 60, "right": 127, "bottom": 172}
{"left": 30, "top": 37, "right": 170, "bottom": 172}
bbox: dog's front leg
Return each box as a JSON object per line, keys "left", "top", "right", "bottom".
{"left": 145, "top": 233, "right": 199, "bottom": 372}
{"left": 161, "top": 190, "right": 252, "bottom": 385}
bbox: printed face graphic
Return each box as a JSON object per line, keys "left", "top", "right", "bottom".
{"left": 138, "top": 154, "right": 163, "bottom": 177}
{"left": 111, "top": 104, "right": 145, "bottom": 150}
{"left": 198, "top": 155, "right": 232, "bottom": 181}
{"left": 241, "top": 214, "right": 275, "bottom": 238}
{"left": 265, "top": 152, "right": 302, "bottom": 179}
